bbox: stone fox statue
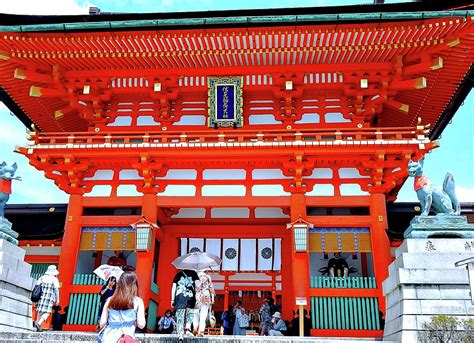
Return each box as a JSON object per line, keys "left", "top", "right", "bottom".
{"left": 0, "top": 161, "right": 18, "bottom": 218}
{"left": 407, "top": 158, "right": 460, "bottom": 216}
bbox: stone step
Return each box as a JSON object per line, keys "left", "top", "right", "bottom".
{"left": 0, "top": 332, "right": 395, "bottom": 343}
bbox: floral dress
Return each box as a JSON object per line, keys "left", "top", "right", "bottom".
{"left": 196, "top": 273, "right": 215, "bottom": 306}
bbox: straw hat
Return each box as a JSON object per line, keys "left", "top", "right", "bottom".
{"left": 45, "top": 265, "right": 59, "bottom": 276}
{"left": 272, "top": 311, "right": 282, "bottom": 319}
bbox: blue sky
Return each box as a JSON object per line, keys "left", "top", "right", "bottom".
{"left": 1, "top": 0, "right": 473, "bottom": 204}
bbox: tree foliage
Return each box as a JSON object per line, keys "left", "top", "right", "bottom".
{"left": 418, "top": 315, "right": 473, "bottom": 343}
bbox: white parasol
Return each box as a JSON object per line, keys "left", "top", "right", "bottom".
{"left": 93, "top": 264, "right": 124, "bottom": 281}
{"left": 172, "top": 252, "right": 221, "bottom": 271}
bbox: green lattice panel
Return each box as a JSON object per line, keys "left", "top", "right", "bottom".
{"left": 67, "top": 293, "right": 100, "bottom": 325}
{"left": 30, "top": 263, "right": 58, "bottom": 280}
{"left": 310, "top": 296, "right": 380, "bottom": 330}
{"left": 310, "top": 276, "right": 376, "bottom": 289}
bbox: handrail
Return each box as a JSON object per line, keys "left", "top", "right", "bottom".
{"left": 310, "top": 276, "right": 377, "bottom": 289}
{"left": 26, "top": 126, "right": 427, "bottom": 147}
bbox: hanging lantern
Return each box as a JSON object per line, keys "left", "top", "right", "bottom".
{"left": 286, "top": 217, "right": 314, "bottom": 253}
{"left": 130, "top": 217, "right": 159, "bottom": 252}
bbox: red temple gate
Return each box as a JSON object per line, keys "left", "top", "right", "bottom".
{"left": 1, "top": 4, "right": 473, "bottom": 337}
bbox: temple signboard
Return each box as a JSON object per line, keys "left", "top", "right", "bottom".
{"left": 208, "top": 76, "right": 243, "bottom": 128}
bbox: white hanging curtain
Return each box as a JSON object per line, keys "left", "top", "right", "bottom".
{"left": 180, "top": 238, "right": 187, "bottom": 256}
{"left": 272, "top": 238, "right": 282, "bottom": 270}
{"left": 222, "top": 239, "right": 239, "bottom": 271}
{"left": 188, "top": 238, "right": 204, "bottom": 253}
{"left": 205, "top": 238, "right": 222, "bottom": 271}
{"left": 179, "top": 237, "right": 281, "bottom": 271}
{"left": 257, "top": 238, "right": 274, "bottom": 271}
{"left": 240, "top": 239, "right": 257, "bottom": 271}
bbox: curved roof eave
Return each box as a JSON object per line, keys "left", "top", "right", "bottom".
{"left": 0, "top": 2, "right": 473, "bottom": 33}
{"left": 0, "top": 11, "right": 472, "bottom": 33}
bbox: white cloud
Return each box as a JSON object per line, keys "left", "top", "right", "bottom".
{"left": 454, "top": 186, "right": 474, "bottom": 203}
{"left": 0, "top": 104, "right": 69, "bottom": 204}
{"left": 2, "top": 0, "right": 92, "bottom": 15}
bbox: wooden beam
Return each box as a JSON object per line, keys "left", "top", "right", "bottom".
{"left": 0, "top": 50, "right": 10, "bottom": 61}
{"left": 14, "top": 68, "right": 54, "bottom": 84}
{"left": 81, "top": 195, "right": 290, "bottom": 208}
{"left": 156, "top": 196, "right": 291, "bottom": 208}
{"left": 447, "top": 37, "right": 461, "bottom": 47}
{"left": 81, "top": 215, "right": 141, "bottom": 226}
{"left": 54, "top": 107, "right": 75, "bottom": 120}
{"left": 307, "top": 215, "right": 372, "bottom": 227}
{"left": 385, "top": 98, "right": 409, "bottom": 113}
{"left": 64, "top": 61, "right": 393, "bottom": 79}
{"left": 390, "top": 77, "right": 426, "bottom": 90}
{"left": 306, "top": 196, "right": 370, "bottom": 207}
{"left": 169, "top": 217, "right": 288, "bottom": 225}
{"left": 403, "top": 57, "right": 443, "bottom": 75}
{"left": 29, "top": 85, "right": 67, "bottom": 97}
{"left": 166, "top": 224, "right": 284, "bottom": 236}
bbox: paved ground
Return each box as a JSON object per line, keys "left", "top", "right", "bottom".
{"left": 0, "top": 332, "right": 395, "bottom": 343}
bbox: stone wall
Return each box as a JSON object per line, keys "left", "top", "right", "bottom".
{"left": 383, "top": 238, "right": 474, "bottom": 342}
{"left": 0, "top": 239, "right": 36, "bottom": 332}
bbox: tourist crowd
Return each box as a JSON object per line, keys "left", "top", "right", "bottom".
{"left": 31, "top": 259, "right": 311, "bottom": 341}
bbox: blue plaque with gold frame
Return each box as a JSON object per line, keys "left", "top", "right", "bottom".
{"left": 208, "top": 76, "right": 243, "bottom": 128}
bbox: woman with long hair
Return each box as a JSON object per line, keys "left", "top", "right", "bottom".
{"left": 98, "top": 271, "right": 146, "bottom": 342}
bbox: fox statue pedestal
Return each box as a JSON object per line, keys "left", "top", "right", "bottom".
{"left": 0, "top": 238, "right": 36, "bottom": 332}
{"left": 404, "top": 215, "right": 474, "bottom": 239}
{"left": 0, "top": 161, "right": 34, "bottom": 331}
{"left": 383, "top": 219, "right": 474, "bottom": 342}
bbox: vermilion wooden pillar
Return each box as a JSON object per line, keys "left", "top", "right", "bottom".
{"left": 156, "top": 228, "right": 179, "bottom": 314}
{"left": 369, "top": 193, "right": 392, "bottom": 313}
{"left": 223, "top": 273, "right": 229, "bottom": 310}
{"left": 280, "top": 228, "right": 294, "bottom": 320}
{"left": 57, "top": 194, "right": 83, "bottom": 308}
{"left": 136, "top": 193, "right": 158, "bottom": 306}
{"left": 289, "top": 193, "right": 310, "bottom": 315}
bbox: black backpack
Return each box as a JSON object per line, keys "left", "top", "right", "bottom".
{"left": 31, "top": 284, "right": 42, "bottom": 303}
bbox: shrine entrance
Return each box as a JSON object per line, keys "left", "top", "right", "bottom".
{"left": 176, "top": 237, "right": 284, "bottom": 331}
{"left": 213, "top": 287, "right": 282, "bottom": 333}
